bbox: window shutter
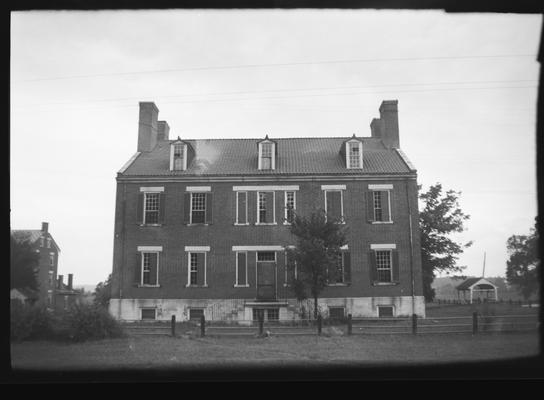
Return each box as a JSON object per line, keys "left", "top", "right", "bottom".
{"left": 135, "top": 253, "right": 142, "bottom": 285}
{"left": 149, "top": 253, "right": 158, "bottom": 285}
{"left": 264, "top": 192, "right": 273, "bottom": 223}
{"left": 326, "top": 191, "right": 342, "bottom": 221}
{"left": 237, "top": 252, "right": 246, "bottom": 285}
{"left": 237, "top": 192, "right": 247, "bottom": 224}
{"left": 137, "top": 193, "right": 144, "bottom": 224}
{"left": 369, "top": 251, "right": 377, "bottom": 284}
{"left": 158, "top": 193, "right": 165, "bottom": 225}
{"left": 381, "top": 191, "right": 390, "bottom": 222}
{"left": 183, "top": 193, "right": 191, "bottom": 224}
{"left": 392, "top": 250, "right": 399, "bottom": 283}
{"left": 197, "top": 253, "right": 205, "bottom": 286}
{"left": 205, "top": 193, "right": 213, "bottom": 224}
{"left": 344, "top": 252, "right": 351, "bottom": 284}
{"left": 366, "top": 191, "right": 374, "bottom": 222}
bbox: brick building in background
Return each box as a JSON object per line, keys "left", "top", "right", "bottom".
{"left": 109, "top": 100, "right": 425, "bottom": 322}
{"left": 11, "top": 222, "right": 80, "bottom": 311}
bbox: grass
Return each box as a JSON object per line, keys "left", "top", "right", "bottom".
{"left": 425, "top": 302, "right": 540, "bottom": 318}
{"left": 11, "top": 331, "right": 539, "bottom": 371}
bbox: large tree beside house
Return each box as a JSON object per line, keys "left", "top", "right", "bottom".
{"left": 10, "top": 236, "right": 39, "bottom": 291}
{"left": 287, "top": 210, "right": 348, "bottom": 319}
{"left": 419, "top": 183, "right": 472, "bottom": 302}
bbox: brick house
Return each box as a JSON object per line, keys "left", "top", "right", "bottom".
{"left": 11, "top": 222, "right": 61, "bottom": 309}
{"left": 109, "top": 100, "right": 425, "bottom": 322}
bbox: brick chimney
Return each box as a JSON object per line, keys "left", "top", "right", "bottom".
{"left": 58, "top": 275, "right": 63, "bottom": 289}
{"left": 68, "top": 274, "right": 73, "bottom": 290}
{"left": 41, "top": 222, "right": 49, "bottom": 233}
{"left": 137, "top": 102, "right": 159, "bottom": 152}
{"left": 157, "top": 121, "right": 170, "bottom": 141}
{"left": 370, "top": 100, "right": 400, "bottom": 149}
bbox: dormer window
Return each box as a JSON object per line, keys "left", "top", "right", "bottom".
{"left": 258, "top": 136, "right": 276, "bottom": 170}
{"left": 170, "top": 138, "right": 187, "bottom": 171}
{"left": 344, "top": 136, "right": 363, "bottom": 169}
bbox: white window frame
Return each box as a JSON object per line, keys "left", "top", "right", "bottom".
{"left": 141, "top": 308, "right": 157, "bottom": 320}
{"left": 170, "top": 142, "right": 188, "bottom": 171}
{"left": 46, "top": 238, "right": 51, "bottom": 248}
{"left": 39, "top": 237, "right": 45, "bottom": 247}
{"left": 235, "top": 191, "right": 249, "bottom": 225}
{"left": 377, "top": 305, "right": 395, "bottom": 318}
{"left": 235, "top": 251, "right": 249, "bottom": 287}
{"left": 140, "top": 251, "right": 160, "bottom": 287}
{"left": 49, "top": 252, "right": 55, "bottom": 266}
{"left": 143, "top": 191, "right": 161, "bottom": 225}
{"left": 48, "top": 271, "right": 54, "bottom": 287}
{"left": 256, "top": 191, "right": 276, "bottom": 225}
{"left": 372, "top": 190, "right": 393, "bottom": 223}
{"left": 190, "top": 192, "right": 207, "bottom": 224}
{"left": 323, "top": 189, "right": 345, "bottom": 223}
{"left": 284, "top": 190, "right": 296, "bottom": 224}
{"left": 375, "top": 249, "right": 393, "bottom": 284}
{"left": 186, "top": 251, "right": 208, "bottom": 287}
{"left": 345, "top": 139, "right": 363, "bottom": 169}
{"left": 258, "top": 141, "right": 275, "bottom": 170}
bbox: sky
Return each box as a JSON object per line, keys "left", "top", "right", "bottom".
{"left": 10, "top": 10, "right": 541, "bottom": 287}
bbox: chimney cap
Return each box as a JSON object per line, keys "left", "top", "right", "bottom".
{"left": 41, "top": 222, "right": 49, "bottom": 232}
{"left": 379, "top": 100, "right": 398, "bottom": 112}
{"left": 139, "top": 101, "right": 159, "bottom": 112}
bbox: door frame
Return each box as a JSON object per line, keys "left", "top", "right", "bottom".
{"left": 255, "top": 251, "right": 277, "bottom": 300}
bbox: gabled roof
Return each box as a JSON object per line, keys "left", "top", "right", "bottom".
{"left": 121, "top": 136, "right": 415, "bottom": 177}
{"left": 10, "top": 287, "right": 39, "bottom": 300}
{"left": 456, "top": 277, "right": 497, "bottom": 290}
{"left": 11, "top": 230, "right": 61, "bottom": 252}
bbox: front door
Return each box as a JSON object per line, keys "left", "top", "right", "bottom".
{"left": 256, "top": 252, "right": 276, "bottom": 300}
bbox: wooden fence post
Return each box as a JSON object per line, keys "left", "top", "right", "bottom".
{"left": 412, "top": 313, "right": 418, "bottom": 335}
{"left": 200, "top": 314, "right": 206, "bottom": 337}
{"left": 258, "top": 310, "right": 264, "bottom": 336}
{"left": 347, "top": 314, "right": 352, "bottom": 336}
{"left": 171, "top": 315, "right": 176, "bottom": 337}
{"left": 317, "top": 315, "right": 322, "bottom": 336}
{"left": 472, "top": 311, "right": 478, "bottom": 335}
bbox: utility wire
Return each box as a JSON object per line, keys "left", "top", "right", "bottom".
{"left": 12, "top": 54, "right": 537, "bottom": 83}
{"left": 12, "top": 79, "right": 539, "bottom": 109}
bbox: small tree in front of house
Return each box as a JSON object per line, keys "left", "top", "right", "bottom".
{"left": 287, "top": 209, "right": 348, "bottom": 320}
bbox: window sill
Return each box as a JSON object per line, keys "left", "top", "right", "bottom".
{"left": 327, "top": 283, "right": 349, "bottom": 287}
{"left": 186, "top": 223, "right": 210, "bottom": 226}
{"left": 185, "top": 284, "right": 209, "bottom": 288}
{"left": 255, "top": 223, "right": 277, "bottom": 226}
{"left": 137, "top": 284, "right": 161, "bottom": 288}
{"left": 372, "top": 221, "right": 394, "bottom": 225}
{"left": 234, "top": 223, "right": 250, "bottom": 226}
{"left": 372, "top": 282, "right": 399, "bottom": 286}
{"left": 283, "top": 221, "right": 293, "bottom": 225}
{"left": 139, "top": 224, "right": 163, "bottom": 227}
{"left": 234, "top": 284, "right": 250, "bottom": 288}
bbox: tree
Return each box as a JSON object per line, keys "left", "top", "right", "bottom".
{"left": 419, "top": 183, "right": 472, "bottom": 302}
{"left": 93, "top": 274, "right": 112, "bottom": 308}
{"left": 10, "top": 236, "right": 39, "bottom": 291}
{"left": 287, "top": 209, "right": 348, "bottom": 319}
{"left": 506, "top": 217, "right": 540, "bottom": 300}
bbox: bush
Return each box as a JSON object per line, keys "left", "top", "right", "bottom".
{"left": 63, "top": 303, "right": 124, "bottom": 342}
{"left": 10, "top": 301, "right": 56, "bottom": 342}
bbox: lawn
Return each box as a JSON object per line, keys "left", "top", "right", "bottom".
{"left": 11, "top": 331, "right": 539, "bottom": 371}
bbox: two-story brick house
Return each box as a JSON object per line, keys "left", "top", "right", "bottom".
{"left": 109, "top": 100, "right": 425, "bottom": 322}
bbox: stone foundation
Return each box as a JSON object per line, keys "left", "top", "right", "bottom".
{"left": 109, "top": 296, "right": 425, "bottom": 321}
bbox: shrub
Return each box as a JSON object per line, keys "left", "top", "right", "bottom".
{"left": 10, "top": 301, "right": 56, "bottom": 342}
{"left": 63, "top": 303, "right": 124, "bottom": 342}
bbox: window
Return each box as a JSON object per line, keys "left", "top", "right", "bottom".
{"left": 367, "top": 186, "right": 392, "bottom": 223}
{"left": 187, "top": 252, "right": 207, "bottom": 287}
{"left": 324, "top": 190, "right": 343, "bottom": 222}
{"left": 259, "top": 141, "right": 274, "bottom": 170}
{"left": 191, "top": 193, "right": 206, "bottom": 224}
{"left": 236, "top": 192, "right": 248, "bottom": 224}
{"left": 284, "top": 191, "right": 296, "bottom": 223}
{"left": 46, "top": 238, "right": 51, "bottom": 248}
{"left": 141, "top": 252, "right": 159, "bottom": 286}
{"left": 252, "top": 308, "right": 279, "bottom": 321}
{"left": 329, "top": 307, "right": 345, "bottom": 320}
{"left": 48, "top": 271, "right": 54, "bottom": 287}
{"left": 284, "top": 250, "right": 297, "bottom": 286}
{"left": 257, "top": 252, "right": 276, "bottom": 262}
{"left": 378, "top": 306, "right": 394, "bottom": 318}
{"left": 257, "top": 191, "right": 275, "bottom": 224}
{"left": 235, "top": 252, "right": 248, "bottom": 286}
{"left": 63, "top": 295, "right": 69, "bottom": 311}
{"left": 376, "top": 250, "right": 392, "bottom": 283}
{"left": 47, "top": 293, "right": 53, "bottom": 307}
{"left": 144, "top": 192, "right": 160, "bottom": 224}
{"left": 141, "top": 308, "right": 156, "bottom": 320}
{"left": 39, "top": 237, "right": 45, "bottom": 247}
{"left": 189, "top": 308, "right": 204, "bottom": 321}
{"left": 348, "top": 142, "right": 361, "bottom": 168}
{"left": 170, "top": 141, "right": 187, "bottom": 171}
{"left": 49, "top": 253, "right": 55, "bottom": 267}
{"left": 327, "top": 252, "right": 351, "bottom": 285}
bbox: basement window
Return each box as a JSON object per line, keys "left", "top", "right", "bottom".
{"left": 141, "top": 308, "right": 156, "bottom": 320}
{"left": 378, "top": 306, "right": 394, "bottom": 318}
{"left": 329, "top": 307, "right": 345, "bottom": 320}
{"left": 189, "top": 308, "right": 204, "bottom": 321}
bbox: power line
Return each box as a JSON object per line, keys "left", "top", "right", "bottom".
{"left": 12, "top": 54, "right": 537, "bottom": 83}
{"left": 12, "top": 79, "right": 539, "bottom": 109}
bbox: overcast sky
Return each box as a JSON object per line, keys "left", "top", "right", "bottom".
{"left": 10, "top": 10, "right": 541, "bottom": 287}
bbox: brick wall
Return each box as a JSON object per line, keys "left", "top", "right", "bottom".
{"left": 111, "top": 176, "right": 423, "bottom": 303}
